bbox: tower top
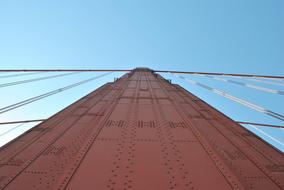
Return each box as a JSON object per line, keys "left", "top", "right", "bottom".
{"left": 133, "top": 67, "right": 153, "bottom": 72}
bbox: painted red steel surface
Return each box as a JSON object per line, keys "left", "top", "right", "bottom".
{"left": 0, "top": 68, "right": 283, "bottom": 190}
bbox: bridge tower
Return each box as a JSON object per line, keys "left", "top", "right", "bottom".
{"left": 0, "top": 68, "right": 283, "bottom": 190}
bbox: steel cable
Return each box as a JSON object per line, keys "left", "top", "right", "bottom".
{"left": 0, "top": 119, "right": 45, "bottom": 125}
{"left": 237, "top": 122, "right": 284, "bottom": 129}
{"left": 156, "top": 70, "right": 284, "bottom": 79}
{"left": 0, "top": 72, "right": 112, "bottom": 115}
{"left": 249, "top": 77, "right": 284, "bottom": 87}
{"left": 0, "top": 69, "right": 283, "bottom": 79}
{"left": 0, "top": 72, "right": 44, "bottom": 79}
{"left": 194, "top": 74, "right": 284, "bottom": 95}
{"left": 0, "top": 72, "right": 80, "bottom": 89}
{"left": 247, "top": 124, "right": 284, "bottom": 148}
{"left": 230, "top": 76, "right": 284, "bottom": 87}
{"left": 0, "top": 123, "right": 25, "bottom": 138}
{"left": 172, "top": 73, "right": 284, "bottom": 122}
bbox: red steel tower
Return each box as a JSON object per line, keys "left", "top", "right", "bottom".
{"left": 0, "top": 68, "right": 283, "bottom": 190}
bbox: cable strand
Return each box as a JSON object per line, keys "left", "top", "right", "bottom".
{"left": 0, "top": 72, "right": 112, "bottom": 115}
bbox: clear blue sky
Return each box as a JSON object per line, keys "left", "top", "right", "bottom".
{"left": 0, "top": 0, "right": 283, "bottom": 151}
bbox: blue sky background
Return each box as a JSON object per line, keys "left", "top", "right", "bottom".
{"left": 0, "top": 0, "right": 283, "bottom": 151}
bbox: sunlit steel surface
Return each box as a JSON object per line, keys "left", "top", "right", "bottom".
{"left": 0, "top": 68, "right": 283, "bottom": 190}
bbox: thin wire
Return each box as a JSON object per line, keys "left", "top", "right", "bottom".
{"left": 256, "top": 77, "right": 284, "bottom": 82}
{"left": 0, "top": 123, "right": 25, "bottom": 138}
{"left": 0, "top": 72, "right": 113, "bottom": 115}
{"left": 196, "top": 74, "right": 284, "bottom": 95}
{"left": 0, "top": 69, "right": 130, "bottom": 72}
{"left": 231, "top": 75, "right": 284, "bottom": 87}
{"left": 172, "top": 73, "right": 284, "bottom": 122}
{"left": 237, "top": 122, "right": 284, "bottom": 129}
{"left": 247, "top": 124, "right": 284, "bottom": 147}
{"left": 0, "top": 72, "right": 44, "bottom": 79}
{"left": 0, "top": 69, "right": 283, "bottom": 79}
{"left": 250, "top": 77, "right": 284, "bottom": 87}
{"left": 156, "top": 70, "right": 284, "bottom": 79}
{"left": 0, "top": 72, "right": 80, "bottom": 89}
{"left": 0, "top": 119, "right": 45, "bottom": 125}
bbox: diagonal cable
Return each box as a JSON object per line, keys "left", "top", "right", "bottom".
{"left": 231, "top": 76, "right": 284, "bottom": 87}
{"left": 250, "top": 77, "right": 284, "bottom": 87}
{"left": 0, "top": 123, "right": 25, "bottom": 138}
{"left": 247, "top": 124, "right": 284, "bottom": 148}
{"left": 237, "top": 122, "right": 284, "bottom": 129}
{"left": 195, "top": 74, "right": 284, "bottom": 95}
{"left": 0, "top": 72, "right": 112, "bottom": 115}
{"left": 0, "top": 72, "right": 44, "bottom": 79}
{"left": 256, "top": 77, "right": 284, "bottom": 82}
{"left": 0, "top": 72, "right": 80, "bottom": 89}
{"left": 172, "top": 73, "right": 284, "bottom": 122}
{"left": 0, "top": 119, "right": 45, "bottom": 125}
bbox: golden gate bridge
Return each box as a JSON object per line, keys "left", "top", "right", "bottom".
{"left": 0, "top": 68, "right": 283, "bottom": 189}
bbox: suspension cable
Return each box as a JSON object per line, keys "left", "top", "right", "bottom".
{"left": 0, "top": 72, "right": 45, "bottom": 79}
{"left": 247, "top": 77, "right": 284, "bottom": 87}
{"left": 246, "top": 124, "right": 284, "bottom": 148}
{"left": 237, "top": 122, "right": 284, "bottom": 129}
{"left": 195, "top": 74, "right": 284, "bottom": 96}
{"left": 0, "top": 69, "right": 130, "bottom": 72}
{"left": 225, "top": 75, "right": 284, "bottom": 87}
{"left": 0, "top": 72, "right": 79, "bottom": 89}
{"left": 157, "top": 70, "right": 284, "bottom": 79}
{"left": 0, "top": 69, "right": 283, "bottom": 79}
{"left": 0, "top": 123, "right": 25, "bottom": 138}
{"left": 0, "top": 119, "right": 45, "bottom": 125}
{"left": 255, "top": 77, "right": 284, "bottom": 82}
{"left": 172, "top": 74, "right": 284, "bottom": 122}
{"left": 0, "top": 72, "right": 112, "bottom": 115}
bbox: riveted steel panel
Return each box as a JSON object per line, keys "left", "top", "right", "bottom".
{"left": 0, "top": 68, "right": 283, "bottom": 190}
